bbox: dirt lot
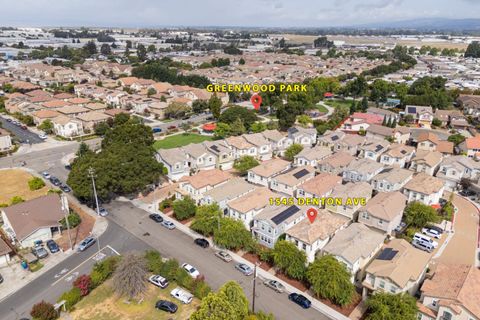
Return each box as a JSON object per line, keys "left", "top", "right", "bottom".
{"left": 0, "top": 169, "right": 49, "bottom": 204}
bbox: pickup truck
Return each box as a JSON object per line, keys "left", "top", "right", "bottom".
{"left": 170, "top": 287, "right": 193, "bottom": 304}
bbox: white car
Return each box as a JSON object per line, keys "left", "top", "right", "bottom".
{"left": 38, "top": 133, "right": 47, "bottom": 140}
{"left": 42, "top": 171, "right": 51, "bottom": 179}
{"left": 148, "top": 275, "right": 169, "bottom": 289}
{"left": 422, "top": 228, "right": 441, "bottom": 239}
{"left": 170, "top": 287, "right": 193, "bottom": 304}
{"left": 181, "top": 263, "right": 200, "bottom": 278}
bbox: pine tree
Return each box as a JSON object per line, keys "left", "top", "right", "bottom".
{"left": 386, "top": 117, "right": 392, "bottom": 128}
{"left": 382, "top": 117, "right": 387, "bottom": 126}
{"left": 391, "top": 118, "right": 397, "bottom": 128}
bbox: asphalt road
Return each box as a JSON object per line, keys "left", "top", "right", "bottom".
{"left": 151, "top": 112, "right": 212, "bottom": 132}
{"left": 0, "top": 115, "right": 43, "bottom": 144}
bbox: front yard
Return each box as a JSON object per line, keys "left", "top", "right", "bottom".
{"left": 0, "top": 169, "right": 49, "bottom": 204}
{"left": 67, "top": 280, "right": 200, "bottom": 320}
{"left": 153, "top": 133, "right": 214, "bottom": 150}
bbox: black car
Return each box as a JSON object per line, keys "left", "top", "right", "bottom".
{"left": 49, "top": 177, "right": 61, "bottom": 186}
{"left": 426, "top": 225, "right": 444, "bottom": 234}
{"left": 194, "top": 238, "right": 209, "bottom": 248}
{"left": 46, "top": 239, "right": 60, "bottom": 253}
{"left": 288, "top": 293, "right": 311, "bottom": 309}
{"left": 60, "top": 184, "right": 71, "bottom": 193}
{"left": 155, "top": 300, "right": 178, "bottom": 313}
{"left": 149, "top": 213, "right": 163, "bottom": 223}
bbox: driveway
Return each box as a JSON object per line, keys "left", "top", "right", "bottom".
{"left": 0, "top": 115, "right": 43, "bottom": 144}
{"left": 435, "top": 194, "right": 479, "bottom": 266}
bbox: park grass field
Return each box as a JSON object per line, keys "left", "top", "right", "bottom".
{"left": 0, "top": 169, "right": 48, "bottom": 204}
{"left": 153, "top": 133, "right": 213, "bottom": 150}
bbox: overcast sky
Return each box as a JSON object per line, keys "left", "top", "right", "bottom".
{"left": 0, "top": 0, "right": 479, "bottom": 28}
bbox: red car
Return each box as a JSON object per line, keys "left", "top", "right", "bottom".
{"left": 167, "top": 125, "right": 177, "bottom": 130}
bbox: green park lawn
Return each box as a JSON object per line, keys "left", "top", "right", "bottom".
{"left": 324, "top": 99, "right": 353, "bottom": 109}
{"left": 316, "top": 104, "right": 328, "bottom": 113}
{"left": 153, "top": 133, "right": 214, "bottom": 150}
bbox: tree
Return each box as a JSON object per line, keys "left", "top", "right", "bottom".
{"left": 192, "top": 100, "right": 208, "bottom": 114}
{"left": 234, "top": 156, "right": 259, "bottom": 176}
{"left": 125, "top": 40, "right": 132, "bottom": 49}
{"left": 147, "top": 44, "right": 156, "bottom": 53}
{"left": 431, "top": 118, "right": 442, "bottom": 127}
{"left": 276, "top": 104, "right": 297, "bottom": 130}
{"left": 94, "top": 121, "right": 111, "bottom": 136}
{"left": 219, "top": 281, "right": 249, "bottom": 319}
{"left": 28, "top": 177, "right": 46, "bottom": 191}
{"left": 172, "top": 196, "right": 196, "bottom": 221}
{"left": 313, "top": 36, "right": 334, "bottom": 48}
{"left": 360, "top": 96, "right": 369, "bottom": 111}
{"left": 164, "top": 102, "right": 190, "bottom": 119}
{"left": 365, "top": 293, "right": 418, "bottom": 320}
{"left": 345, "top": 76, "right": 367, "bottom": 99}
{"left": 214, "top": 218, "right": 254, "bottom": 250}
{"left": 30, "top": 301, "right": 58, "bottom": 320}
{"left": 448, "top": 133, "right": 466, "bottom": 146}
{"left": 306, "top": 255, "right": 354, "bottom": 306}
{"left": 284, "top": 144, "right": 303, "bottom": 161}
{"left": 404, "top": 201, "right": 440, "bottom": 228}
{"left": 147, "top": 87, "right": 156, "bottom": 97}
{"left": 137, "top": 44, "right": 147, "bottom": 61}
{"left": 238, "top": 58, "right": 246, "bottom": 65}
{"left": 250, "top": 122, "right": 267, "bottom": 133}
{"left": 73, "top": 274, "right": 92, "bottom": 296}
{"left": 83, "top": 40, "right": 97, "bottom": 56}
{"left": 272, "top": 240, "right": 307, "bottom": 280}
{"left": 191, "top": 292, "right": 237, "bottom": 320}
{"left": 208, "top": 94, "right": 222, "bottom": 119}
{"left": 112, "top": 253, "right": 148, "bottom": 300}
{"left": 465, "top": 41, "right": 480, "bottom": 58}
{"left": 38, "top": 119, "right": 54, "bottom": 134}
{"left": 214, "top": 122, "right": 231, "bottom": 139}
{"left": 230, "top": 118, "right": 246, "bottom": 136}
{"left": 100, "top": 43, "right": 111, "bottom": 55}
{"left": 219, "top": 105, "right": 258, "bottom": 130}
{"left": 190, "top": 204, "right": 222, "bottom": 236}
{"left": 297, "top": 114, "right": 312, "bottom": 128}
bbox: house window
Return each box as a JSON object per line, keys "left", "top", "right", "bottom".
{"left": 432, "top": 299, "right": 438, "bottom": 307}
{"left": 378, "top": 219, "right": 383, "bottom": 225}
{"left": 390, "top": 286, "right": 396, "bottom": 293}
{"left": 379, "top": 280, "right": 385, "bottom": 289}
{"left": 362, "top": 212, "right": 369, "bottom": 220}
{"left": 442, "top": 311, "right": 452, "bottom": 320}
{"left": 302, "top": 244, "right": 306, "bottom": 250}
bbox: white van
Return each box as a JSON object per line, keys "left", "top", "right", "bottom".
{"left": 170, "top": 287, "right": 193, "bottom": 304}
{"left": 413, "top": 233, "right": 438, "bottom": 248}
{"left": 412, "top": 240, "right": 434, "bottom": 253}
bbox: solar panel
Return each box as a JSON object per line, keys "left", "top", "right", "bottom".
{"left": 377, "top": 248, "right": 398, "bottom": 260}
{"left": 374, "top": 144, "right": 384, "bottom": 152}
{"left": 210, "top": 145, "right": 220, "bottom": 152}
{"left": 407, "top": 107, "right": 416, "bottom": 114}
{"left": 290, "top": 127, "right": 299, "bottom": 134}
{"left": 400, "top": 150, "right": 407, "bottom": 155}
{"left": 293, "top": 169, "right": 309, "bottom": 179}
{"left": 271, "top": 206, "right": 301, "bottom": 225}
{"left": 331, "top": 135, "right": 339, "bottom": 141}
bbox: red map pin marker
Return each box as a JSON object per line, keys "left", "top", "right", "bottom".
{"left": 306, "top": 208, "right": 318, "bottom": 224}
{"left": 251, "top": 94, "right": 262, "bottom": 110}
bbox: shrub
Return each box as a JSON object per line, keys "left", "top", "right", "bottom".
{"left": 73, "top": 274, "right": 92, "bottom": 296}
{"left": 90, "top": 270, "right": 104, "bottom": 289}
{"left": 28, "top": 177, "right": 46, "bottom": 191}
{"left": 193, "top": 280, "right": 212, "bottom": 299}
{"left": 60, "top": 212, "right": 82, "bottom": 229}
{"left": 30, "top": 300, "right": 58, "bottom": 320}
{"left": 175, "top": 267, "right": 194, "bottom": 290}
{"left": 145, "top": 250, "right": 163, "bottom": 273}
{"left": 172, "top": 196, "right": 196, "bottom": 221}
{"left": 58, "top": 287, "right": 82, "bottom": 311}
{"left": 258, "top": 247, "right": 274, "bottom": 264}
{"left": 92, "top": 256, "right": 120, "bottom": 283}
{"left": 160, "top": 259, "right": 179, "bottom": 282}
{"left": 10, "top": 196, "right": 25, "bottom": 205}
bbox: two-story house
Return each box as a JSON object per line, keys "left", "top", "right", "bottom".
{"left": 317, "top": 151, "right": 355, "bottom": 175}
{"left": 270, "top": 166, "right": 316, "bottom": 196}
{"left": 318, "top": 130, "right": 346, "bottom": 149}
{"left": 176, "top": 169, "right": 232, "bottom": 203}
{"left": 333, "top": 134, "right": 366, "bottom": 156}
{"left": 342, "top": 158, "right": 384, "bottom": 183}
{"left": 459, "top": 135, "right": 480, "bottom": 159}
{"left": 243, "top": 133, "right": 273, "bottom": 161}
{"left": 417, "top": 132, "right": 454, "bottom": 155}
{"left": 359, "top": 140, "right": 390, "bottom": 161}
{"left": 225, "top": 136, "right": 257, "bottom": 159}
{"left": 380, "top": 144, "right": 416, "bottom": 168}
{"left": 403, "top": 173, "right": 445, "bottom": 205}
{"left": 261, "top": 129, "right": 292, "bottom": 156}
{"left": 51, "top": 115, "right": 84, "bottom": 138}
{"left": 326, "top": 182, "right": 373, "bottom": 219}
{"left": 203, "top": 140, "right": 235, "bottom": 170}
{"left": 201, "top": 178, "right": 256, "bottom": 209}
{"left": 182, "top": 143, "right": 216, "bottom": 173}
{"left": 296, "top": 173, "right": 342, "bottom": 204}
{"left": 370, "top": 167, "right": 414, "bottom": 192}
{"left": 287, "top": 126, "right": 317, "bottom": 146}
{"left": 247, "top": 158, "right": 291, "bottom": 187}
{"left": 156, "top": 148, "right": 189, "bottom": 181}
{"left": 405, "top": 105, "right": 434, "bottom": 126}
{"left": 294, "top": 146, "right": 332, "bottom": 168}
{"left": 365, "top": 124, "right": 411, "bottom": 144}
{"left": 410, "top": 150, "right": 443, "bottom": 176}
{"left": 436, "top": 155, "right": 480, "bottom": 191}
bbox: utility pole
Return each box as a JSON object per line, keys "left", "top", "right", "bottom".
{"left": 61, "top": 194, "right": 73, "bottom": 251}
{"left": 88, "top": 167, "right": 100, "bottom": 215}
{"left": 252, "top": 263, "right": 258, "bottom": 313}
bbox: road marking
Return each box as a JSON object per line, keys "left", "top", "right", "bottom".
{"left": 93, "top": 252, "right": 106, "bottom": 261}
{"left": 64, "top": 272, "right": 79, "bottom": 283}
{"left": 54, "top": 268, "right": 69, "bottom": 279}
{"left": 107, "top": 245, "right": 121, "bottom": 256}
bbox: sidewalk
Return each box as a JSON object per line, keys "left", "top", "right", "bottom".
{"left": 131, "top": 199, "right": 349, "bottom": 320}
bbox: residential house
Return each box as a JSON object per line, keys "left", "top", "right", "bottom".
{"left": 450, "top": 114, "right": 471, "bottom": 131}
{"left": 333, "top": 134, "right": 366, "bottom": 156}
{"left": 359, "top": 140, "right": 390, "bottom": 161}
{"left": 342, "top": 112, "right": 383, "bottom": 133}
{"left": 318, "top": 130, "right": 345, "bottom": 149}
{"left": 252, "top": 205, "right": 306, "bottom": 248}
{"left": 366, "top": 124, "right": 411, "bottom": 144}
{"left": 270, "top": 166, "right": 315, "bottom": 196}
{"left": 317, "top": 151, "right": 354, "bottom": 175}
{"left": 326, "top": 182, "right": 373, "bottom": 219}
{"left": 362, "top": 239, "right": 430, "bottom": 298}
{"left": 418, "top": 264, "right": 480, "bottom": 320}
{"left": 294, "top": 146, "right": 332, "bottom": 167}
{"left": 459, "top": 135, "right": 480, "bottom": 159}
{"left": 262, "top": 130, "right": 292, "bottom": 156}
{"left": 176, "top": 169, "right": 232, "bottom": 203}
{"left": 1, "top": 194, "right": 66, "bottom": 247}
{"left": 417, "top": 132, "right": 454, "bottom": 155}
{"left": 434, "top": 109, "right": 463, "bottom": 127}
{"left": 225, "top": 136, "right": 257, "bottom": 159}
{"left": 32, "top": 109, "right": 61, "bottom": 125}
{"left": 203, "top": 140, "right": 235, "bottom": 170}
{"left": 243, "top": 133, "right": 273, "bottom": 161}
{"left": 370, "top": 167, "right": 414, "bottom": 192}
{"left": 457, "top": 94, "right": 480, "bottom": 117}
{"left": 182, "top": 143, "right": 216, "bottom": 172}
{"left": 358, "top": 191, "right": 407, "bottom": 235}
{"left": 380, "top": 144, "right": 416, "bottom": 168}
{"left": 52, "top": 115, "right": 84, "bottom": 138}
{"left": 288, "top": 126, "right": 317, "bottom": 147}
{"left": 226, "top": 187, "right": 278, "bottom": 229}
{"left": 342, "top": 158, "right": 384, "bottom": 183}
{"left": 247, "top": 158, "right": 291, "bottom": 187}
{"left": 0, "top": 128, "right": 13, "bottom": 152}
{"left": 322, "top": 223, "right": 385, "bottom": 282}
{"left": 156, "top": 148, "right": 189, "bottom": 181}
{"left": 403, "top": 173, "right": 445, "bottom": 205}
{"left": 57, "top": 105, "right": 90, "bottom": 118}
{"left": 286, "top": 210, "right": 350, "bottom": 262}
{"left": 367, "top": 107, "right": 400, "bottom": 123}
{"left": 410, "top": 150, "right": 443, "bottom": 176}
{"left": 76, "top": 111, "right": 111, "bottom": 132}
{"left": 296, "top": 173, "right": 342, "bottom": 202}
{"left": 405, "top": 105, "right": 434, "bottom": 126}
{"left": 0, "top": 238, "right": 13, "bottom": 266}
{"left": 436, "top": 156, "right": 480, "bottom": 191}
{"left": 201, "top": 178, "right": 256, "bottom": 209}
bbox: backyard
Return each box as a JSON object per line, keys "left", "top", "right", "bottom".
{"left": 0, "top": 169, "right": 49, "bottom": 204}
{"left": 67, "top": 280, "right": 200, "bottom": 320}
{"left": 153, "top": 133, "right": 214, "bottom": 150}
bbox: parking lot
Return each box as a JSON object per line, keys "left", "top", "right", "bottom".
{"left": 0, "top": 115, "right": 44, "bottom": 144}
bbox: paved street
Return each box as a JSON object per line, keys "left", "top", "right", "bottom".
{"left": 148, "top": 112, "right": 212, "bottom": 132}
{"left": 0, "top": 115, "right": 43, "bottom": 144}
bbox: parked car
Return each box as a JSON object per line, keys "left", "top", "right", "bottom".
{"left": 46, "top": 240, "right": 60, "bottom": 253}
{"left": 49, "top": 177, "right": 61, "bottom": 186}
{"left": 194, "top": 238, "right": 209, "bottom": 248}
{"left": 422, "top": 227, "right": 441, "bottom": 239}
{"left": 413, "top": 233, "right": 438, "bottom": 248}
{"left": 263, "top": 279, "right": 285, "bottom": 293}
{"left": 288, "top": 293, "right": 311, "bottom": 309}
{"left": 6, "top": 118, "right": 12, "bottom": 122}
{"left": 38, "top": 133, "right": 47, "bottom": 140}
{"left": 152, "top": 127, "right": 162, "bottom": 133}
{"left": 149, "top": 213, "right": 163, "bottom": 223}
{"left": 161, "top": 220, "right": 175, "bottom": 230}
{"left": 21, "top": 125, "right": 27, "bottom": 130}
{"left": 235, "top": 263, "right": 254, "bottom": 276}
{"left": 64, "top": 164, "right": 72, "bottom": 171}
{"left": 77, "top": 237, "right": 96, "bottom": 252}
{"left": 42, "top": 171, "right": 51, "bottom": 179}
{"left": 167, "top": 125, "right": 177, "bottom": 130}
{"left": 60, "top": 184, "right": 71, "bottom": 193}
{"left": 98, "top": 207, "right": 109, "bottom": 217}
{"left": 215, "top": 250, "right": 232, "bottom": 262}
{"left": 149, "top": 275, "right": 169, "bottom": 289}
{"left": 181, "top": 263, "right": 200, "bottom": 278}
{"left": 32, "top": 246, "right": 49, "bottom": 259}
{"left": 170, "top": 287, "right": 193, "bottom": 304}
{"left": 394, "top": 222, "right": 406, "bottom": 233}
{"left": 155, "top": 300, "right": 178, "bottom": 313}
{"left": 426, "top": 225, "right": 444, "bottom": 234}
{"left": 412, "top": 240, "right": 434, "bottom": 253}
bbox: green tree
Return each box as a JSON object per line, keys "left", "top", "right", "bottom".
{"left": 219, "top": 105, "right": 258, "bottom": 130}
{"left": 345, "top": 76, "right": 367, "bottom": 99}
{"left": 125, "top": 40, "right": 132, "bottom": 49}
{"left": 147, "top": 44, "right": 156, "bottom": 53}
{"left": 147, "top": 87, "right": 156, "bottom": 97}
{"left": 465, "top": 41, "right": 480, "bottom": 58}
{"left": 360, "top": 96, "right": 369, "bottom": 111}
{"left": 306, "top": 255, "right": 354, "bottom": 306}
{"left": 219, "top": 281, "right": 249, "bottom": 320}
{"left": 83, "top": 40, "right": 97, "bottom": 56}
{"left": 190, "top": 292, "right": 237, "bottom": 320}
{"left": 432, "top": 118, "right": 442, "bottom": 127}
{"left": 250, "top": 122, "right": 267, "bottom": 133}
{"left": 209, "top": 94, "right": 223, "bottom": 119}
{"left": 144, "top": 250, "right": 163, "bottom": 274}
{"left": 137, "top": 44, "right": 147, "bottom": 61}
{"left": 190, "top": 204, "right": 222, "bottom": 236}
{"left": 172, "top": 196, "right": 197, "bottom": 221}
{"left": 28, "top": 177, "right": 46, "bottom": 191}
{"left": 230, "top": 118, "right": 246, "bottom": 136}
{"left": 10, "top": 196, "right": 25, "bottom": 205}
{"left": 93, "top": 122, "right": 110, "bottom": 136}
{"left": 214, "top": 122, "right": 231, "bottom": 139}
{"left": 192, "top": 100, "right": 208, "bottom": 114}
{"left": 100, "top": 43, "right": 111, "bottom": 55}
{"left": 284, "top": 144, "right": 303, "bottom": 161}
{"left": 276, "top": 104, "right": 297, "bottom": 130}
{"left": 233, "top": 156, "right": 259, "bottom": 176}
{"left": 214, "top": 218, "right": 253, "bottom": 250}
{"left": 404, "top": 201, "right": 440, "bottom": 228}
{"left": 238, "top": 58, "right": 246, "bottom": 65}
{"left": 447, "top": 133, "right": 465, "bottom": 146}
{"left": 297, "top": 114, "right": 312, "bottom": 128}
{"left": 365, "top": 293, "right": 418, "bottom": 320}
{"left": 272, "top": 240, "right": 307, "bottom": 280}
{"left": 38, "top": 119, "right": 54, "bottom": 134}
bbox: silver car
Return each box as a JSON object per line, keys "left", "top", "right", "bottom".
{"left": 235, "top": 263, "right": 253, "bottom": 276}
{"left": 161, "top": 220, "right": 175, "bottom": 230}
{"left": 215, "top": 250, "right": 232, "bottom": 262}
{"left": 263, "top": 279, "right": 285, "bottom": 293}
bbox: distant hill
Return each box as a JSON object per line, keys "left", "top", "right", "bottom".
{"left": 357, "top": 18, "right": 480, "bottom": 31}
